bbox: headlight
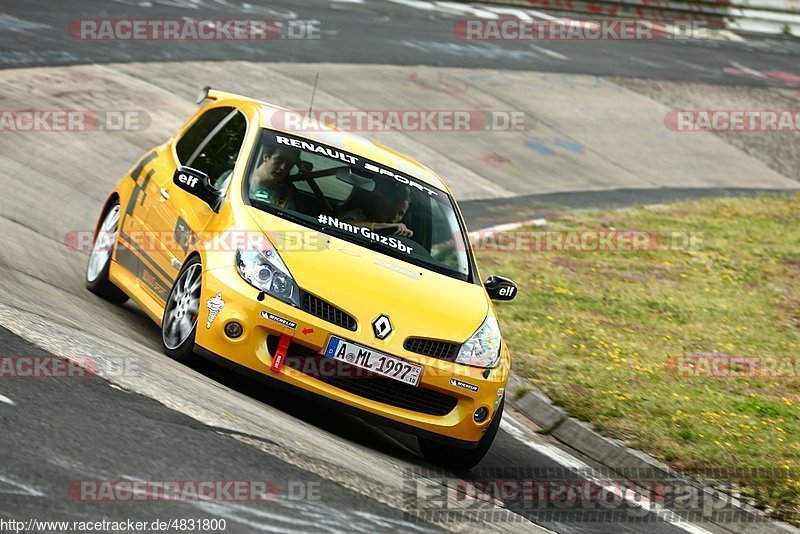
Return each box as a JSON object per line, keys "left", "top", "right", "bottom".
{"left": 456, "top": 315, "right": 502, "bottom": 368}
{"left": 235, "top": 243, "right": 300, "bottom": 307}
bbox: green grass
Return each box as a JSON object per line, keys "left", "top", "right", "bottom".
{"left": 477, "top": 193, "right": 800, "bottom": 522}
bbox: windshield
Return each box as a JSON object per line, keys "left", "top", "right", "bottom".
{"left": 243, "top": 129, "right": 471, "bottom": 281}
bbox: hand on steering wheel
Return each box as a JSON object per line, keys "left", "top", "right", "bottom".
{"left": 394, "top": 223, "right": 414, "bottom": 238}
{"left": 376, "top": 223, "right": 414, "bottom": 238}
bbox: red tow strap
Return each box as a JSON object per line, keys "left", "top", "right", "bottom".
{"left": 270, "top": 334, "right": 291, "bottom": 373}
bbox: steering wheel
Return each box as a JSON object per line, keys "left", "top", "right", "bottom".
{"left": 374, "top": 225, "right": 397, "bottom": 236}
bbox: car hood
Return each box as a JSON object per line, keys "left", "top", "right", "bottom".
{"left": 247, "top": 208, "right": 489, "bottom": 344}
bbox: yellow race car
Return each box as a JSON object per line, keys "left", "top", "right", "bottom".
{"left": 86, "top": 88, "right": 518, "bottom": 468}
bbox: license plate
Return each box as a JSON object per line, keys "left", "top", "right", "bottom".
{"left": 324, "top": 336, "right": 423, "bottom": 387}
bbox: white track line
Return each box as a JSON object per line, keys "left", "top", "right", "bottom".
{"left": 0, "top": 394, "right": 14, "bottom": 406}
{"left": 477, "top": 5, "right": 533, "bottom": 20}
{"left": 730, "top": 61, "right": 768, "bottom": 78}
{"left": 435, "top": 1, "right": 501, "bottom": 19}
{"left": 0, "top": 475, "right": 43, "bottom": 497}
{"left": 386, "top": 0, "right": 438, "bottom": 9}
{"left": 529, "top": 45, "right": 569, "bottom": 61}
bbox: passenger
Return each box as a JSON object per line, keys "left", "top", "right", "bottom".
{"left": 250, "top": 142, "right": 301, "bottom": 209}
{"left": 343, "top": 183, "right": 413, "bottom": 238}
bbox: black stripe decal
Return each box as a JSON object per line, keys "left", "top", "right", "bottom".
{"left": 115, "top": 240, "right": 139, "bottom": 274}
{"left": 118, "top": 242, "right": 169, "bottom": 302}
{"left": 139, "top": 168, "right": 153, "bottom": 206}
{"left": 125, "top": 168, "right": 156, "bottom": 217}
{"left": 130, "top": 150, "right": 158, "bottom": 182}
{"left": 119, "top": 231, "right": 174, "bottom": 287}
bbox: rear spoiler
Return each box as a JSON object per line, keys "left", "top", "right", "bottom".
{"left": 196, "top": 86, "right": 245, "bottom": 104}
{"left": 195, "top": 86, "right": 291, "bottom": 113}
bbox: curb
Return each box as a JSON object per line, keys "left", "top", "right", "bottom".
{"left": 505, "top": 372, "right": 799, "bottom": 533}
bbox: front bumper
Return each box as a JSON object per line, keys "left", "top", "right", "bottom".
{"left": 195, "top": 265, "right": 509, "bottom": 446}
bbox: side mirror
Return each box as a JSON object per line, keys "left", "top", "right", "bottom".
{"left": 484, "top": 275, "right": 518, "bottom": 301}
{"left": 173, "top": 166, "right": 223, "bottom": 212}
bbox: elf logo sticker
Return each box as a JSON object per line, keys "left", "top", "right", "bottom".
{"left": 450, "top": 378, "right": 479, "bottom": 392}
{"left": 178, "top": 173, "right": 199, "bottom": 188}
{"left": 499, "top": 286, "right": 515, "bottom": 298}
{"left": 372, "top": 315, "right": 392, "bottom": 340}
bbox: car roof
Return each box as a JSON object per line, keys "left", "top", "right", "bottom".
{"left": 207, "top": 91, "right": 449, "bottom": 192}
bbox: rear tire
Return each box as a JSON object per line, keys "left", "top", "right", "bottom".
{"left": 419, "top": 398, "right": 504, "bottom": 470}
{"left": 161, "top": 257, "right": 202, "bottom": 363}
{"left": 86, "top": 202, "right": 129, "bottom": 304}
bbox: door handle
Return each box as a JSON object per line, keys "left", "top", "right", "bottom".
{"left": 160, "top": 188, "right": 170, "bottom": 200}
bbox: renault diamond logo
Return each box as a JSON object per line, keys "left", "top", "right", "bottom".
{"left": 372, "top": 315, "right": 392, "bottom": 340}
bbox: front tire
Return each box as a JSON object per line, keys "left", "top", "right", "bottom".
{"left": 86, "top": 202, "right": 128, "bottom": 304}
{"left": 161, "top": 257, "right": 202, "bottom": 363}
{"left": 418, "top": 398, "right": 504, "bottom": 470}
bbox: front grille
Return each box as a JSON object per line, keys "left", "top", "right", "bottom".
{"left": 299, "top": 291, "right": 357, "bottom": 331}
{"left": 404, "top": 337, "right": 461, "bottom": 361}
{"left": 267, "top": 336, "right": 458, "bottom": 417}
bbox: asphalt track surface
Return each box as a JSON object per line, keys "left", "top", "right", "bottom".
{"left": 0, "top": 0, "right": 798, "bottom": 86}
{"left": 1, "top": 1, "right": 799, "bottom": 533}
{"left": 0, "top": 328, "right": 437, "bottom": 534}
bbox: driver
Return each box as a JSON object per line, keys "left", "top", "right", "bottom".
{"left": 342, "top": 182, "right": 413, "bottom": 238}
{"left": 250, "top": 142, "right": 301, "bottom": 209}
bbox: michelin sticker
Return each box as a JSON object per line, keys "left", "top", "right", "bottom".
{"left": 450, "top": 378, "right": 479, "bottom": 392}
{"left": 206, "top": 293, "right": 224, "bottom": 328}
{"left": 261, "top": 311, "right": 297, "bottom": 329}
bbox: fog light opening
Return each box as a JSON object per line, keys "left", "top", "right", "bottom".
{"left": 224, "top": 321, "right": 244, "bottom": 339}
{"left": 474, "top": 406, "right": 489, "bottom": 423}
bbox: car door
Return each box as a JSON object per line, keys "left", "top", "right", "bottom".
{"left": 142, "top": 106, "right": 247, "bottom": 300}
{"left": 114, "top": 147, "right": 172, "bottom": 301}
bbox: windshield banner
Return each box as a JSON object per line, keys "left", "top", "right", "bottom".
{"left": 268, "top": 131, "right": 441, "bottom": 197}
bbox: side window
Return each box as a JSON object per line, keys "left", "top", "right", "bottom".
{"left": 190, "top": 112, "right": 247, "bottom": 192}
{"left": 175, "top": 107, "right": 235, "bottom": 165}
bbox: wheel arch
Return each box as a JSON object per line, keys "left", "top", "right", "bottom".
{"left": 182, "top": 249, "right": 205, "bottom": 271}
{"left": 94, "top": 192, "right": 121, "bottom": 234}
